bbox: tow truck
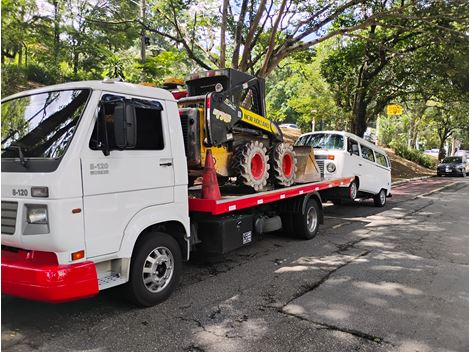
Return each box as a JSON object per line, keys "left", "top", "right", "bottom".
{"left": 1, "top": 74, "right": 354, "bottom": 306}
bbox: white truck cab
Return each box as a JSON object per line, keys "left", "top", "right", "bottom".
{"left": 2, "top": 81, "right": 190, "bottom": 305}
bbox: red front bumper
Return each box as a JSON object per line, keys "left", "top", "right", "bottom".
{"left": 1, "top": 248, "right": 99, "bottom": 303}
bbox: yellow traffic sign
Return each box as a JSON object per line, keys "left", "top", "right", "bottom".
{"left": 386, "top": 104, "right": 403, "bottom": 116}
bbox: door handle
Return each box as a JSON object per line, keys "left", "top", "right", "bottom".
{"left": 160, "top": 162, "right": 173, "bottom": 167}
{"left": 358, "top": 163, "right": 362, "bottom": 166}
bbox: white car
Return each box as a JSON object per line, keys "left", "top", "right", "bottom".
{"left": 295, "top": 131, "right": 392, "bottom": 207}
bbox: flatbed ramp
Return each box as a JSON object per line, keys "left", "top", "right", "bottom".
{"left": 188, "top": 177, "right": 354, "bottom": 215}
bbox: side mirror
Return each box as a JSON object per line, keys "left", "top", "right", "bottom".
{"left": 113, "top": 102, "right": 137, "bottom": 149}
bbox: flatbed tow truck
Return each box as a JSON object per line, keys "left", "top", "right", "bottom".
{"left": 1, "top": 76, "right": 354, "bottom": 307}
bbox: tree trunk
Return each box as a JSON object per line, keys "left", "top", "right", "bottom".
{"left": 18, "top": 47, "right": 22, "bottom": 66}
{"left": 53, "top": 0, "right": 60, "bottom": 65}
{"left": 73, "top": 50, "right": 79, "bottom": 77}
{"left": 219, "top": 0, "right": 228, "bottom": 68}
{"left": 351, "top": 81, "right": 368, "bottom": 137}
{"left": 232, "top": 0, "right": 249, "bottom": 69}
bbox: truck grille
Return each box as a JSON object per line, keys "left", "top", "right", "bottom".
{"left": 1, "top": 201, "right": 18, "bottom": 235}
{"left": 316, "top": 160, "right": 324, "bottom": 177}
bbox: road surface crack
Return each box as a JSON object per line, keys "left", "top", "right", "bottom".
{"left": 284, "top": 250, "right": 371, "bottom": 306}
{"left": 280, "top": 310, "right": 394, "bottom": 346}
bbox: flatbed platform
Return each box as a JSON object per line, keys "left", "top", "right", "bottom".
{"left": 188, "top": 177, "right": 354, "bottom": 215}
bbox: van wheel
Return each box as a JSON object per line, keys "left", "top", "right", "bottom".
{"left": 293, "top": 199, "right": 320, "bottom": 240}
{"left": 348, "top": 181, "right": 358, "bottom": 200}
{"left": 373, "top": 189, "right": 387, "bottom": 207}
{"left": 126, "top": 232, "right": 182, "bottom": 307}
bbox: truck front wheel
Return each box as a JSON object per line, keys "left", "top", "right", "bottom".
{"left": 293, "top": 198, "right": 320, "bottom": 240}
{"left": 127, "top": 232, "right": 182, "bottom": 307}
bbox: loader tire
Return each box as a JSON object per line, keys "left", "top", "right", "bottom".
{"left": 231, "top": 141, "right": 270, "bottom": 192}
{"left": 271, "top": 143, "right": 297, "bottom": 187}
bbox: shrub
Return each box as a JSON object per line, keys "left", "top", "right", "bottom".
{"left": 1, "top": 65, "right": 27, "bottom": 97}
{"left": 25, "top": 64, "right": 59, "bottom": 85}
{"left": 391, "top": 143, "right": 436, "bottom": 169}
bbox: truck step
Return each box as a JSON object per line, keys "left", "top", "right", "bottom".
{"left": 98, "top": 272, "right": 127, "bottom": 290}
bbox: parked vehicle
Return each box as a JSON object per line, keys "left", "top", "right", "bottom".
{"left": 295, "top": 131, "right": 392, "bottom": 207}
{"left": 437, "top": 156, "right": 469, "bottom": 177}
{"left": 1, "top": 80, "right": 353, "bottom": 307}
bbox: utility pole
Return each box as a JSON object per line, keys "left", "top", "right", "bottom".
{"left": 140, "top": 0, "right": 146, "bottom": 64}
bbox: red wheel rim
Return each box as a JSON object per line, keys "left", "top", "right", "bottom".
{"left": 282, "top": 153, "right": 293, "bottom": 178}
{"left": 251, "top": 152, "right": 265, "bottom": 180}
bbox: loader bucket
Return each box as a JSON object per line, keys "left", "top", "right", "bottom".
{"left": 294, "top": 146, "right": 321, "bottom": 183}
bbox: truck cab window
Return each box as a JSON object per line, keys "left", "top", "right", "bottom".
{"left": 90, "top": 98, "right": 164, "bottom": 151}
{"left": 134, "top": 106, "right": 164, "bottom": 150}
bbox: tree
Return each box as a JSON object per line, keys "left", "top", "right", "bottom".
{"left": 137, "top": 0, "right": 423, "bottom": 78}
{"left": 321, "top": 0, "right": 468, "bottom": 137}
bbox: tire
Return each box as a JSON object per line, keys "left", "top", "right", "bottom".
{"left": 270, "top": 143, "right": 297, "bottom": 187}
{"left": 126, "top": 232, "right": 182, "bottom": 307}
{"left": 373, "top": 189, "right": 387, "bottom": 207}
{"left": 231, "top": 141, "right": 270, "bottom": 192}
{"left": 348, "top": 181, "right": 358, "bottom": 200}
{"left": 293, "top": 198, "right": 321, "bottom": 240}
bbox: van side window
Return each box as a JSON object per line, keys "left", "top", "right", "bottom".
{"left": 348, "top": 138, "right": 360, "bottom": 156}
{"left": 89, "top": 97, "right": 165, "bottom": 151}
{"left": 376, "top": 153, "right": 388, "bottom": 167}
{"left": 360, "top": 145, "right": 375, "bottom": 162}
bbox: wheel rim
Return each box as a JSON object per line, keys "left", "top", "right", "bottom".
{"left": 282, "top": 153, "right": 294, "bottom": 178}
{"left": 306, "top": 206, "right": 317, "bottom": 232}
{"left": 350, "top": 182, "right": 357, "bottom": 199}
{"left": 251, "top": 152, "right": 265, "bottom": 180}
{"left": 380, "top": 190, "right": 386, "bottom": 205}
{"left": 142, "top": 246, "right": 174, "bottom": 293}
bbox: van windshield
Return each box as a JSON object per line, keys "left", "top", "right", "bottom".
{"left": 2, "top": 89, "right": 90, "bottom": 160}
{"left": 295, "top": 133, "right": 344, "bottom": 150}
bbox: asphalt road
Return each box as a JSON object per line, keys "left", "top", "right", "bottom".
{"left": 2, "top": 177, "right": 468, "bottom": 352}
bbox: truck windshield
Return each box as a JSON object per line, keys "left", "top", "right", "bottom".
{"left": 295, "top": 133, "right": 344, "bottom": 150}
{"left": 1, "top": 89, "right": 90, "bottom": 162}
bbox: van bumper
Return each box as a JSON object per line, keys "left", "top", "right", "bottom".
{"left": 1, "top": 248, "right": 98, "bottom": 303}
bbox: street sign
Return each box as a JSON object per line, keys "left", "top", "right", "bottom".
{"left": 386, "top": 104, "right": 403, "bottom": 116}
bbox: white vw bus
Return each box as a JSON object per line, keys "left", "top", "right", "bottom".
{"left": 295, "top": 131, "right": 391, "bottom": 206}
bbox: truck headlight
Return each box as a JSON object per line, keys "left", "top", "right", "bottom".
{"left": 26, "top": 205, "right": 48, "bottom": 224}
{"left": 326, "top": 162, "right": 336, "bottom": 173}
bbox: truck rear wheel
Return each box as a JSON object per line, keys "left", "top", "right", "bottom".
{"left": 127, "top": 232, "right": 182, "bottom": 307}
{"left": 293, "top": 198, "right": 320, "bottom": 240}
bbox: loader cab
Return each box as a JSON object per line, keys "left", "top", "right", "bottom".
{"left": 185, "top": 68, "right": 266, "bottom": 117}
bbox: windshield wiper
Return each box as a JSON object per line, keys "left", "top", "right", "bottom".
{"left": 2, "top": 143, "right": 28, "bottom": 167}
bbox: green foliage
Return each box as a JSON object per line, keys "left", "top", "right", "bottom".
{"left": 25, "top": 64, "right": 59, "bottom": 85}
{"left": 1, "top": 65, "right": 27, "bottom": 97}
{"left": 391, "top": 143, "right": 436, "bottom": 169}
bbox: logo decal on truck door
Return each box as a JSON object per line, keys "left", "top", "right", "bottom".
{"left": 89, "top": 163, "right": 109, "bottom": 175}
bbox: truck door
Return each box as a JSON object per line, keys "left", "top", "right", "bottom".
{"left": 81, "top": 93, "right": 174, "bottom": 258}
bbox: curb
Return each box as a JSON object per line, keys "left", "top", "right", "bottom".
{"left": 391, "top": 175, "right": 433, "bottom": 186}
